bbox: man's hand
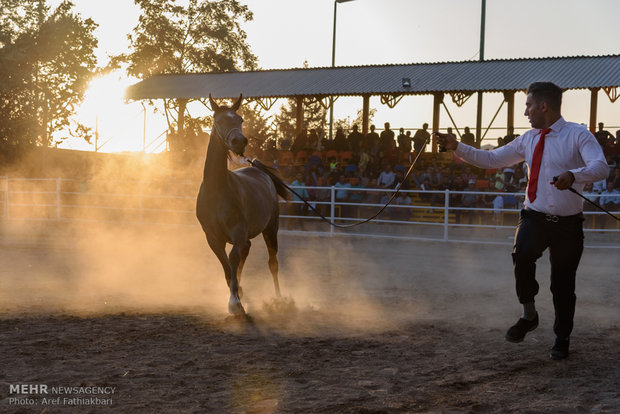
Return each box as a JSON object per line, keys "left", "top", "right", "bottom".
{"left": 434, "top": 132, "right": 458, "bottom": 152}
{"left": 551, "top": 171, "right": 575, "bottom": 190}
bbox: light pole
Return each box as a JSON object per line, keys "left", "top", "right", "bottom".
{"left": 329, "top": 0, "right": 355, "bottom": 141}
{"left": 475, "top": 0, "right": 486, "bottom": 148}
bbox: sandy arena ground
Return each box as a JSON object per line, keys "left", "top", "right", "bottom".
{"left": 0, "top": 222, "right": 619, "bottom": 413}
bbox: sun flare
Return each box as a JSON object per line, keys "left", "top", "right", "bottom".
{"left": 66, "top": 71, "right": 158, "bottom": 153}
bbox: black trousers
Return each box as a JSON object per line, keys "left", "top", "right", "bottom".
{"left": 512, "top": 208, "right": 584, "bottom": 339}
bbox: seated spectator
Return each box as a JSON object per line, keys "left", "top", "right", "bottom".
{"left": 503, "top": 186, "right": 518, "bottom": 209}
{"left": 363, "top": 178, "right": 382, "bottom": 205}
{"left": 582, "top": 182, "right": 599, "bottom": 210}
{"left": 593, "top": 178, "right": 607, "bottom": 193}
{"left": 450, "top": 175, "right": 465, "bottom": 207}
{"left": 432, "top": 175, "right": 451, "bottom": 206}
{"left": 600, "top": 181, "right": 620, "bottom": 210}
{"left": 503, "top": 165, "right": 515, "bottom": 184}
{"left": 461, "top": 166, "right": 476, "bottom": 185}
{"left": 343, "top": 162, "right": 358, "bottom": 177}
{"left": 493, "top": 192, "right": 504, "bottom": 225}
{"left": 419, "top": 177, "right": 434, "bottom": 203}
{"left": 377, "top": 164, "right": 397, "bottom": 188}
{"left": 393, "top": 192, "right": 412, "bottom": 220}
{"left": 394, "top": 170, "right": 411, "bottom": 190}
{"left": 334, "top": 174, "right": 351, "bottom": 202}
{"left": 460, "top": 181, "right": 479, "bottom": 224}
{"left": 494, "top": 168, "right": 507, "bottom": 191}
{"left": 348, "top": 176, "right": 365, "bottom": 203}
{"left": 610, "top": 166, "right": 620, "bottom": 189}
{"left": 358, "top": 147, "right": 370, "bottom": 176}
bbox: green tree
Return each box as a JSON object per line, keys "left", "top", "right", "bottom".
{"left": 274, "top": 98, "right": 328, "bottom": 149}
{"left": 239, "top": 102, "right": 275, "bottom": 157}
{"left": 334, "top": 107, "right": 377, "bottom": 133}
{"left": 0, "top": 0, "right": 98, "bottom": 149}
{"left": 117, "top": 0, "right": 257, "bottom": 147}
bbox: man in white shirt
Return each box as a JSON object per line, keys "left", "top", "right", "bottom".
{"left": 436, "top": 82, "right": 608, "bottom": 360}
{"left": 377, "top": 164, "right": 397, "bottom": 188}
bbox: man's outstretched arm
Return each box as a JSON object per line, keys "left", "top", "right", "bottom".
{"left": 434, "top": 132, "right": 524, "bottom": 169}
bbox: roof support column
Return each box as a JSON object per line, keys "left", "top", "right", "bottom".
{"left": 362, "top": 94, "right": 370, "bottom": 136}
{"left": 475, "top": 92, "right": 483, "bottom": 148}
{"left": 296, "top": 96, "right": 304, "bottom": 137}
{"left": 432, "top": 92, "right": 444, "bottom": 153}
{"left": 504, "top": 91, "right": 515, "bottom": 132}
{"left": 589, "top": 87, "right": 599, "bottom": 134}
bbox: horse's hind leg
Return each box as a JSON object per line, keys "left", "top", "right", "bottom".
{"left": 262, "top": 227, "right": 281, "bottom": 298}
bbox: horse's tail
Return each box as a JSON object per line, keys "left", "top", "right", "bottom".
{"left": 252, "top": 159, "right": 291, "bottom": 200}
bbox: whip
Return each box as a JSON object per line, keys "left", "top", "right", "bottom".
{"left": 553, "top": 176, "right": 620, "bottom": 222}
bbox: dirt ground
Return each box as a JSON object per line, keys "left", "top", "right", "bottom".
{"left": 0, "top": 222, "right": 619, "bottom": 413}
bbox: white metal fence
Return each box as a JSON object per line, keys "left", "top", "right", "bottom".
{"left": 1, "top": 176, "right": 618, "bottom": 248}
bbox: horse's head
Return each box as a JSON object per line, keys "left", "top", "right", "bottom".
{"left": 209, "top": 94, "right": 247, "bottom": 156}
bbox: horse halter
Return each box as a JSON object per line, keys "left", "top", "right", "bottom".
{"left": 212, "top": 111, "right": 245, "bottom": 155}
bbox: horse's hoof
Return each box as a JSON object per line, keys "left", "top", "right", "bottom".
{"left": 228, "top": 301, "right": 246, "bottom": 316}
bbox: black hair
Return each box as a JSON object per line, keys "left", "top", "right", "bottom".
{"left": 527, "top": 82, "right": 562, "bottom": 112}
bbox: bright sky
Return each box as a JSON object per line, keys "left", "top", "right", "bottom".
{"left": 58, "top": 0, "right": 620, "bottom": 153}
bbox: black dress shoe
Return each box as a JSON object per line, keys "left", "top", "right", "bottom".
{"left": 505, "top": 313, "right": 539, "bottom": 343}
{"left": 550, "top": 337, "right": 570, "bottom": 360}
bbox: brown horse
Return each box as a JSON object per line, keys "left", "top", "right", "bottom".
{"left": 196, "top": 95, "right": 288, "bottom": 315}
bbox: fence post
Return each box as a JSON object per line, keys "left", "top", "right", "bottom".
{"left": 56, "top": 177, "right": 62, "bottom": 221}
{"left": 330, "top": 186, "right": 335, "bottom": 235}
{"left": 443, "top": 189, "right": 450, "bottom": 241}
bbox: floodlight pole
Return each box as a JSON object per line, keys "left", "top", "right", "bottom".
{"left": 475, "top": 0, "right": 486, "bottom": 148}
{"left": 330, "top": 0, "right": 355, "bottom": 141}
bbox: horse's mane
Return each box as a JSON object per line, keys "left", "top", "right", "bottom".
{"left": 251, "top": 159, "right": 291, "bottom": 201}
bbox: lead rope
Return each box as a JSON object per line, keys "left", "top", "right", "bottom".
{"left": 243, "top": 134, "right": 432, "bottom": 229}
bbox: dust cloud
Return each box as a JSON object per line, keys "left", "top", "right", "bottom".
{"left": 1, "top": 149, "right": 619, "bottom": 337}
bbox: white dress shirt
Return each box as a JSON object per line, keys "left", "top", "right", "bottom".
{"left": 455, "top": 117, "right": 609, "bottom": 216}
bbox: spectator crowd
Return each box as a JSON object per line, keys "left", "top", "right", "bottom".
{"left": 258, "top": 121, "right": 620, "bottom": 224}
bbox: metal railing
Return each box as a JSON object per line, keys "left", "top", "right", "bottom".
{"left": 1, "top": 176, "right": 618, "bottom": 248}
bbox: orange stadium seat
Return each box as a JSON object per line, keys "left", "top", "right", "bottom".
{"left": 340, "top": 151, "right": 353, "bottom": 163}
{"left": 294, "top": 150, "right": 308, "bottom": 165}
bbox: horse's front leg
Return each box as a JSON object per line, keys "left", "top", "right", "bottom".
{"left": 228, "top": 227, "right": 249, "bottom": 315}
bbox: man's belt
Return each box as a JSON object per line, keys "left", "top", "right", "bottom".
{"left": 524, "top": 207, "right": 583, "bottom": 223}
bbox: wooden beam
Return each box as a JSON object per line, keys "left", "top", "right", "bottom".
{"left": 504, "top": 91, "right": 515, "bottom": 131}
{"left": 362, "top": 94, "right": 370, "bottom": 136}
{"left": 589, "top": 88, "right": 599, "bottom": 134}
{"left": 432, "top": 92, "right": 444, "bottom": 153}
{"left": 296, "top": 96, "right": 304, "bottom": 137}
{"left": 475, "top": 92, "right": 483, "bottom": 148}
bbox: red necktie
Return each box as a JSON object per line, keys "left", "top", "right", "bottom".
{"left": 527, "top": 128, "right": 552, "bottom": 203}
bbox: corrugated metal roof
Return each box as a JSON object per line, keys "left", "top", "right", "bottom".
{"left": 125, "top": 55, "right": 620, "bottom": 100}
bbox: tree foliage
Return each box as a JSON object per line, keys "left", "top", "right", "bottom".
{"left": 117, "top": 0, "right": 257, "bottom": 140}
{"left": 334, "top": 107, "right": 377, "bottom": 132}
{"left": 0, "top": 0, "right": 98, "bottom": 149}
